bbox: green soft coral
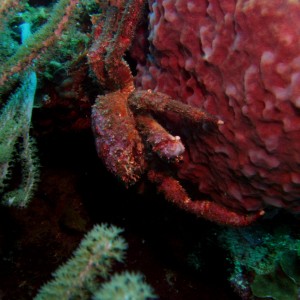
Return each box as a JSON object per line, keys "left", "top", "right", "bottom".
{"left": 93, "top": 272, "right": 156, "bottom": 300}
{"left": 0, "top": 23, "right": 39, "bottom": 207}
{"left": 34, "top": 224, "right": 157, "bottom": 300}
{"left": 219, "top": 224, "right": 300, "bottom": 300}
{"left": 34, "top": 224, "right": 128, "bottom": 300}
{"left": 251, "top": 250, "right": 300, "bottom": 300}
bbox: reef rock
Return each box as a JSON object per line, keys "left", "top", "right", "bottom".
{"left": 136, "top": 0, "right": 300, "bottom": 213}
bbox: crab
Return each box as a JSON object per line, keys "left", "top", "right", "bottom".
{"left": 87, "top": 0, "right": 264, "bottom": 226}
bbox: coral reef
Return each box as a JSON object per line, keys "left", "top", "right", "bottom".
{"left": 136, "top": 0, "right": 300, "bottom": 214}
{"left": 1, "top": 1, "right": 300, "bottom": 299}
{"left": 0, "top": 0, "right": 271, "bottom": 225}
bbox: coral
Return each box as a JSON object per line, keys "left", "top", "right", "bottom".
{"left": 250, "top": 249, "right": 300, "bottom": 300}
{"left": 0, "top": 72, "right": 39, "bottom": 206}
{"left": 0, "top": 23, "right": 39, "bottom": 207}
{"left": 34, "top": 224, "right": 127, "bottom": 299}
{"left": 250, "top": 263, "right": 299, "bottom": 300}
{"left": 0, "top": 0, "right": 80, "bottom": 95}
{"left": 0, "top": 0, "right": 25, "bottom": 16}
{"left": 34, "top": 224, "right": 156, "bottom": 300}
{"left": 93, "top": 272, "right": 156, "bottom": 300}
{"left": 218, "top": 224, "right": 300, "bottom": 299}
{"left": 0, "top": 0, "right": 95, "bottom": 205}
{"left": 136, "top": 0, "right": 300, "bottom": 214}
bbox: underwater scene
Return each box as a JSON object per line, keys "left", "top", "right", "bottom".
{"left": 0, "top": 0, "right": 300, "bottom": 299}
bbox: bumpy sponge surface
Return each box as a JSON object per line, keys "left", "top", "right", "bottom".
{"left": 136, "top": 0, "right": 300, "bottom": 213}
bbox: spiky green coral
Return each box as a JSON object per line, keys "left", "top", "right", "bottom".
{"left": 0, "top": 23, "right": 39, "bottom": 207}
{"left": 34, "top": 224, "right": 128, "bottom": 300}
{"left": 0, "top": 0, "right": 81, "bottom": 95}
{"left": 0, "top": 71, "right": 39, "bottom": 207}
{"left": 0, "top": 25, "right": 19, "bottom": 65}
{"left": 93, "top": 272, "right": 157, "bottom": 300}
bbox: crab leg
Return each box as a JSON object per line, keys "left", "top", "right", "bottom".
{"left": 89, "top": 0, "right": 145, "bottom": 92}
{"left": 129, "top": 90, "right": 224, "bottom": 126}
{"left": 148, "top": 170, "right": 264, "bottom": 226}
{"left": 104, "top": 0, "right": 145, "bottom": 91}
{"left": 88, "top": 6, "right": 119, "bottom": 87}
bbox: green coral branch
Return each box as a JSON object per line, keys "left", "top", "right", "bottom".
{"left": 34, "top": 224, "right": 128, "bottom": 300}
{"left": 0, "top": 71, "right": 39, "bottom": 207}
{"left": 3, "top": 137, "right": 39, "bottom": 207}
{"left": 0, "top": 0, "right": 79, "bottom": 96}
{"left": 93, "top": 271, "right": 156, "bottom": 300}
{"left": 0, "top": 22, "right": 39, "bottom": 207}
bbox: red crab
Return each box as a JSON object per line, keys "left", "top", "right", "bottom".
{"left": 87, "top": 0, "right": 264, "bottom": 226}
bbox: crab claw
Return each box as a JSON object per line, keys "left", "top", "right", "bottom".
{"left": 135, "top": 114, "right": 185, "bottom": 161}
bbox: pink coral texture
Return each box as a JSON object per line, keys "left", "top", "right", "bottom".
{"left": 136, "top": 0, "right": 300, "bottom": 214}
